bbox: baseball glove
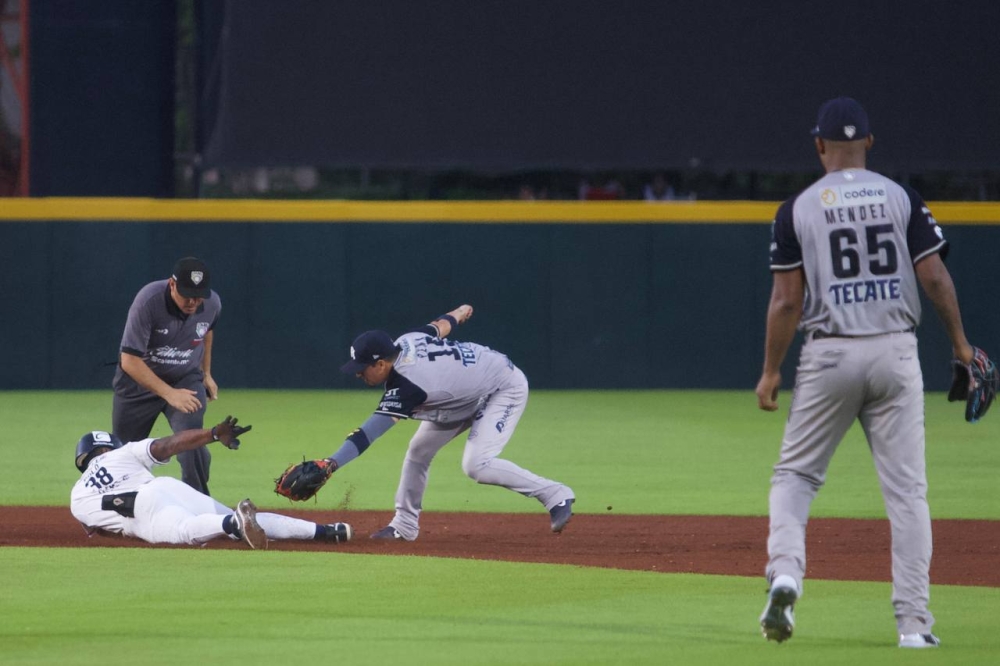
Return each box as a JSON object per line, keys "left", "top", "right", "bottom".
{"left": 274, "top": 458, "right": 337, "bottom": 501}
{"left": 947, "top": 346, "right": 999, "bottom": 423}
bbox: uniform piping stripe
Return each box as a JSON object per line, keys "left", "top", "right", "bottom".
{"left": 911, "top": 240, "right": 948, "bottom": 265}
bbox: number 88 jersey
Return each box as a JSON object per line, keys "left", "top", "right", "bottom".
{"left": 769, "top": 168, "right": 947, "bottom": 337}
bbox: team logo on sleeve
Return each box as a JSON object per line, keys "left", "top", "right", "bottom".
{"left": 196, "top": 322, "right": 210, "bottom": 338}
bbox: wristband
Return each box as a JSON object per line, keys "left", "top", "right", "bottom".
{"left": 211, "top": 426, "right": 219, "bottom": 441}
{"left": 438, "top": 314, "right": 458, "bottom": 328}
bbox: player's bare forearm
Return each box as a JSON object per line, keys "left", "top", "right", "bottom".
{"left": 149, "top": 428, "right": 217, "bottom": 462}
{"left": 121, "top": 352, "right": 177, "bottom": 399}
{"left": 149, "top": 416, "right": 250, "bottom": 461}
{"left": 761, "top": 271, "right": 804, "bottom": 373}
{"left": 757, "top": 270, "right": 803, "bottom": 411}
{"left": 915, "top": 254, "right": 973, "bottom": 363}
{"left": 430, "top": 304, "right": 474, "bottom": 338}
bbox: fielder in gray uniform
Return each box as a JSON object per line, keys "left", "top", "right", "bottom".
{"left": 112, "top": 257, "right": 221, "bottom": 495}
{"left": 755, "top": 97, "right": 980, "bottom": 649}
{"left": 327, "top": 304, "right": 575, "bottom": 541}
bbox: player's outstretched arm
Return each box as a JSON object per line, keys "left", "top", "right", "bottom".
{"left": 326, "top": 413, "right": 399, "bottom": 470}
{"left": 429, "top": 304, "right": 474, "bottom": 338}
{"left": 149, "top": 416, "right": 252, "bottom": 461}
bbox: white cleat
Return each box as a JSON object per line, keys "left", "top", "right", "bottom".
{"left": 899, "top": 633, "right": 940, "bottom": 648}
{"left": 760, "top": 575, "right": 798, "bottom": 643}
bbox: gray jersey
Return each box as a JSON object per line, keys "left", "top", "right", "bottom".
{"left": 769, "top": 169, "right": 947, "bottom": 336}
{"left": 375, "top": 330, "right": 517, "bottom": 424}
{"left": 113, "top": 280, "right": 222, "bottom": 386}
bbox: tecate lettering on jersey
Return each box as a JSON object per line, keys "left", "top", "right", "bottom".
{"left": 820, "top": 183, "right": 888, "bottom": 208}
{"left": 828, "top": 278, "right": 901, "bottom": 305}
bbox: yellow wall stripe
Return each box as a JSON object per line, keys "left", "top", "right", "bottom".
{"left": 1, "top": 197, "right": 998, "bottom": 224}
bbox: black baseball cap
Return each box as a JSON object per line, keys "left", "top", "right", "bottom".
{"left": 340, "top": 330, "right": 399, "bottom": 374}
{"left": 811, "top": 97, "right": 870, "bottom": 141}
{"left": 171, "top": 257, "right": 211, "bottom": 299}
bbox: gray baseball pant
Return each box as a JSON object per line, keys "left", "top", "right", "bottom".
{"left": 389, "top": 367, "right": 573, "bottom": 540}
{"left": 112, "top": 372, "right": 211, "bottom": 495}
{"left": 766, "top": 331, "right": 934, "bottom": 635}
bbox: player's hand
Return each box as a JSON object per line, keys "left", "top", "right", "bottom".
{"left": 166, "top": 387, "right": 203, "bottom": 414}
{"left": 212, "top": 415, "right": 252, "bottom": 450}
{"left": 204, "top": 373, "right": 219, "bottom": 401}
{"left": 452, "top": 304, "right": 474, "bottom": 324}
{"left": 755, "top": 371, "right": 782, "bottom": 411}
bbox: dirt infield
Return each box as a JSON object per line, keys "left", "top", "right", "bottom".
{"left": 2, "top": 506, "right": 997, "bottom": 587}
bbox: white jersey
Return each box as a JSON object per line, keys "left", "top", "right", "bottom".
{"left": 769, "top": 168, "right": 947, "bottom": 336}
{"left": 375, "top": 330, "right": 517, "bottom": 423}
{"left": 70, "top": 439, "right": 164, "bottom": 536}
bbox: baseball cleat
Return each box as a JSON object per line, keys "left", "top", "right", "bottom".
{"left": 760, "top": 575, "right": 798, "bottom": 643}
{"left": 370, "top": 525, "right": 405, "bottom": 540}
{"left": 234, "top": 498, "right": 268, "bottom": 550}
{"left": 549, "top": 498, "right": 574, "bottom": 533}
{"left": 318, "top": 522, "right": 353, "bottom": 543}
{"left": 898, "top": 633, "right": 940, "bottom": 648}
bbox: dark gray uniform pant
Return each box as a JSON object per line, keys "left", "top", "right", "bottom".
{"left": 112, "top": 372, "right": 211, "bottom": 495}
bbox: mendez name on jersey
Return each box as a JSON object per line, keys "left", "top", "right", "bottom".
{"left": 769, "top": 169, "right": 947, "bottom": 336}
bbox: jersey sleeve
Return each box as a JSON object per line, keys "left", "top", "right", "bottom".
{"left": 903, "top": 185, "right": 949, "bottom": 263}
{"left": 769, "top": 198, "right": 802, "bottom": 271}
{"left": 128, "top": 439, "right": 166, "bottom": 469}
{"left": 120, "top": 290, "right": 155, "bottom": 356}
{"left": 374, "top": 372, "right": 428, "bottom": 419}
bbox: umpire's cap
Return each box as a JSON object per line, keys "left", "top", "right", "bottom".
{"left": 172, "top": 257, "right": 212, "bottom": 299}
{"left": 811, "top": 97, "right": 870, "bottom": 141}
{"left": 340, "top": 330, "right": 399, "bottom": 374}
{"left": 75, "top": 431, "right": 124, "bottom": 472}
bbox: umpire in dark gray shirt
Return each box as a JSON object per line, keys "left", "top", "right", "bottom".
{"left": 112, "top": 257, "right": 222, "bottom": 495}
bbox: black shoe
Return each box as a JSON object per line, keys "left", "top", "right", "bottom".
{"left": 317, "top": 522, "right": 353, "bottom": 543}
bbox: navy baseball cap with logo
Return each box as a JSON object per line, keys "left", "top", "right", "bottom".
{"left": 172, "top": 257, "right": 211, "bottom": 299}
{"left": 811, "top": 97, "right": 870, "bottom": 141}
{"left": 340, "top": 330, "right": 399, "bottom": 374}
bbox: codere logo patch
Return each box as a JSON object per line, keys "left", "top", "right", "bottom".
{"left": 820, "top": 182, "right": 888, "bottom": 208}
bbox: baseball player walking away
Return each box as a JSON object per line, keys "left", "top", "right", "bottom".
{"left": 71, "top": 417, "right": 352, "bottom": 549}
{"left": 113, "top": 257, "right": 221, "bottom": 495}
{"left": 755, "top": 97, "right": 985, "bottom": 649}
{"left": 324, "top": 305, "right": 575, "bottom": 540}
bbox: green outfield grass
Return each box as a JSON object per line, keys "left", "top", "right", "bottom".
{"left": 1, "top": 389, "right": 998, "bottom": 665}
{"left": 3, "top": 548, "right": 999, "bottom": 666}
{"left": 2, "top": 389, "right": 998, "bottom": 518}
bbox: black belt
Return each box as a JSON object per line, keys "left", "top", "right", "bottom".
{"left": 811, "top": 327, "right": 915, "bottom": 340}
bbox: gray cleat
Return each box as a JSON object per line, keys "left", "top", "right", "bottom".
{"left": 233, "top": 498, "right": 268, "bottom": 550}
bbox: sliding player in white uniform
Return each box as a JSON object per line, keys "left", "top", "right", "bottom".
{"left": 327, "top": 305, "right": 575, "bottom": 541}
{"left": 71, "top": 416, "right": 352, "bottom": 549}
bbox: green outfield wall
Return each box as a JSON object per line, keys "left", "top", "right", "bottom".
{"left": 3, "top": 200, "right": 998, "bottom": 390}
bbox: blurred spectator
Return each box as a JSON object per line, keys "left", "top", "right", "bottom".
{"left": 579, "top": 177, "right": 624, "bottom": 200}
{"left": 643, "top": 173, "right": 677, "bottom": 201}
